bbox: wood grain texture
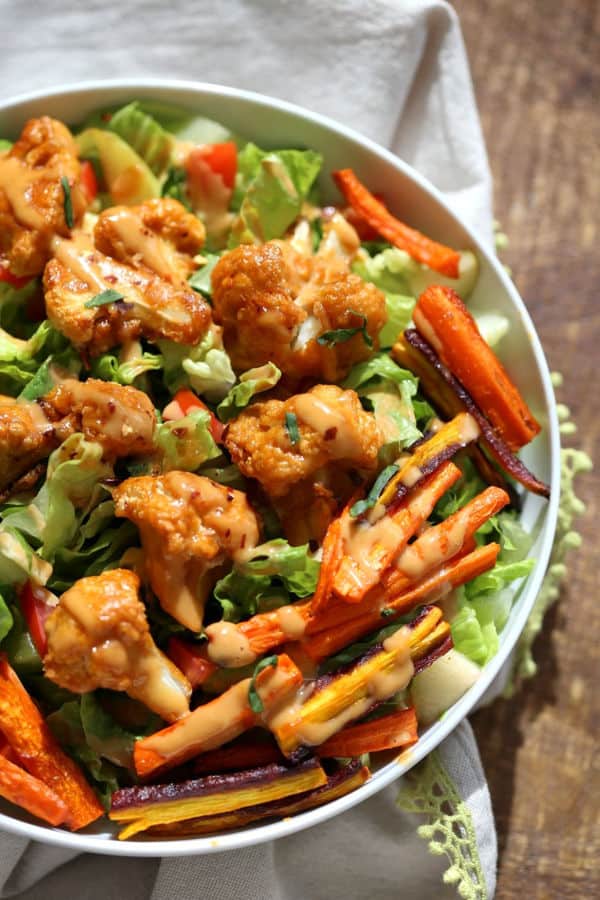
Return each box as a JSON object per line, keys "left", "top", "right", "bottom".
{"left": 451, "top": 1, "right": 599, "bottom": 897}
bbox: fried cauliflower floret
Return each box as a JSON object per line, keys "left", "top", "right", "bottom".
{"left": 0, "top": 396, "right": 55, "bottom": 491}
{"left": 44, "top": 234, "right": 211, "bottom": 354}
{"left": 211, "top": 234, "right": 386, "bottom": 381}
{"left": 113, "top": 472, "right": 261, "bottom": 632}
{"left": 0, "top": 117, "right": 88, "bottom": 277}
{"left": 44, "top": 569, "right": 191, "bottom": 722}
{"left": 42, "top": 378, "right": 156, "bottom": 460}
{"left": 225, "top": 384, "right": 383, "bottom": 499}
{"left": 94, "top": 198, "right": 205, "bottom": 283}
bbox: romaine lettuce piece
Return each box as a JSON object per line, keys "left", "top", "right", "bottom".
{"left": 0, "top": 320, "right": 73, "bottom": 397}
{"left": 159, "top": 328, "right": 236, "bottom": 401}
{"left": 188, "top": 253, "right": 221, "bottom": 297}
{"left": 217, "top": 362, "right": 281, "bottom": 422}
{"left": 128, "top": 101, "right": 236, "bottom": 145}
{"left": 0, "top": 591, "right": 14, "bottom": 642}
{"left": 108, "top": 102, "right": 174, "bottom": 176}
{"left": 474, "top": 312, "right": 509, "bottom": 348}
{"left": 76, "top": 128, "right": 160, "bottom": 204}
{"left": 379, "top": 293, "right": 416, "bottom": 348}
{"left": 354, "top": 246, "right": 478, "bottom": 300}
{"left": 90, "top": 348, "right": 163, "bottom": 385}
{"left": 230, "top": 143, "right": 322, "bottom": 244}
{"left": 0, "top": 526, "right": 51, "bottom": 586}
{"left": 155, "top": 409, "right": 221, "bottom": 472}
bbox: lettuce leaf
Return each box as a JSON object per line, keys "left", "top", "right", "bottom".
{"left": 0, "top": 527, "right": 52, "bottom": 587}
{"left": 354, "top": 246, "right": 478, "bottom": 300}
{"left": 0, "top": 591, "right": 13, "bottom": 642}
{"left": 0, "top": 319, "right": 73, "bottom": 397}
{"left": 90, "top": 347, "right": 163, "bottom": 385}
{"left": 155, "top": 409, "right": 221, "bottom": 472}
{"left": 379, "top": 293, "right": 416, "bottom": 349}
{"left": 188, "top": 253, "right": 221, "bottom": 298}
{"left": 217, "top": 362, "right": 281, "bottom": 422}
{"left": 159, "top": 328, "right": 236, "bottom": 402}
{"left": 214, "top": 540, "right": 320, "bottom": 622}
{"left": 231, "top": 143, "right": 322, "bottom": 244}
{"left": 107, "top": 101, "right": 174, "bottom": 175}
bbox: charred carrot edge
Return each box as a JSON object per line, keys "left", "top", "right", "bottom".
{"left": 193, "top": 734, "right": 284, "bottom": 775}
{"left": 145, "top": 761, "right": 370, "bottom": 837}
{"left": 331, "top": 462, "right": 462, "bottom": 604}
{"left": 404, "top": 328, "right": 550, "bottom": 497}
{"left": 413, "top": 286, "right": 541, "bottom": 450}
{"left": 0, "top": 753, "right": 69, "bottom": 827}
{"left": 317, "top": 707, "right": 418, "bottom": 758}
{"left": 302, "top": 543, "right": 500, "bottom": 662}
{"left": 134, "top": 654, "right": 303, "bottom": 779}
{"left": 392, "top": 333, "right": 511, "bottom": 490}
{"left": 0, "top": 656, "right": 103, "bottom": 830}
{"left": 333, "top": 169, "right": 461, "bottom": 277}
{"left": 310, "top": 502, "right": 348, "bottom": 616}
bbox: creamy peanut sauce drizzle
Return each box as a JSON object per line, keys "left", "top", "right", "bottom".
{"left": 394, "top": 515, "right": 469, "bottom": 581}
{"left": 0, "top": 155, "right": 49, "bottom": 229}
{"left": 102, "top": 207, "right": 178, "bottom": 279}
{"left": 205, "top": 621, "right": 256, "bottom": 667}
{"left": 293, "top": 393, "right": 363, "bottom": 458}
{"left": 51, "top": 233, "right": 107, "bottom": 292}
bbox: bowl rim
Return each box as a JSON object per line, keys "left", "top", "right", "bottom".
{"left": 0, "top": 78, "right": 561, "bottom": 857}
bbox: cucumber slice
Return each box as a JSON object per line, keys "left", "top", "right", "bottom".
{"left": 409, "top": 648, "right": 481, "bottom": 725}
{"left": 76, "top": 128, "right": 160, "bottom": 205}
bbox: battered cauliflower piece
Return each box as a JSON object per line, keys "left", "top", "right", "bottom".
{"left": 211, "top": 233, "right": 386, "bottom": 381}
{"left": 113, "top": 472, "right": 261, "bottom": 632}
{"left": 94, "top": 198, "right": 205, "bottom": 283}
{"left": 0, "top": 396, "right": 55, "bottom": 492}
{"left": 44, "top": 233, "right": 211, "bottom": 354}
{"left": 0, "top": 117, "right": 88, "bottom": 277}
{"left": 42, "top": 378, "right": 156, "bottom": 460}
{"left": 225, "top": 384, "right": 383, "bottom": 499}
{"left": 44, "top": 569, "right": 191, "bottom": 722}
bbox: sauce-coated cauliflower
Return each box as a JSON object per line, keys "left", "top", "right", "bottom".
{"left": 44, "top": 569, "right": 191, "bottom": 722}
{"left": 113, "top": 472, "right": 261, "bottom": 632}
{"left": 0, "top": 396, "right": 55, "bottom": 492}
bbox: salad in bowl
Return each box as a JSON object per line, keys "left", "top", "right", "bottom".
{"left": 0, "top": 89, "right": 556, "bottom": 848}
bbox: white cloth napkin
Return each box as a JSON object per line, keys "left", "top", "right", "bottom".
{"left": 0, "top": 1, "right": 497, "bottom": 897}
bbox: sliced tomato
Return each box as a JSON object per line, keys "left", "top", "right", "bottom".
{"left": 0, "top": 262, "right": 30, "bottom": 290}
{"left": 164, "top": 389, "right": 225, "bottom": 443}
{"left": 187, "top": 142, "right": 237, "bottom": 191}
{"left": 19, "top": 583, "right": 57, "bottom": 658}
{"left": 79, "top": 160, "right": 98, "bottom": 202}
{"left": 167, "top": 637, "right": 217, "bottom": 688}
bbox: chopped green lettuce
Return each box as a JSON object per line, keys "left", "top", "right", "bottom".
{"left": 379, "top": 294, "right": 416, "bottom": 348}
{"left": 188, "top": 253, "right": 221, "bottom": 297}
{"left": 217, "top": 362, "right": 281, "bottom": 422}
{"left": 107, "top": 101, "right": 174, "bottom": 175}
{"left": 159, "top": 328, "right": 236, "bottom": 401}
{"left": 354, "top": 246, "right": 478, "bottom": 300}
{"left": 214, "top": 540, "right": 320, "bottom": 622}
{"left": 155, "top": 409, "right": 221, "bottom": 472}
{"left": 230, "top": 143, "right": 322, "bottom": 244}
{"left": 128, "top": 101, "right": 236, "bottom": 145}
{"left": 76, "top": 128, "right": 160, "bottom": 204}
{"left": 0, "top": 527, "right": 52, "bottom": 587}
{"left": 0, "top": 591, "right": 14, "bottom": 642}
{"left": 90, "top": 348, "right": 163, "bottom": 385}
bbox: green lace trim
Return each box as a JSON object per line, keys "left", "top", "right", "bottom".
{"left": 398, "top": 751, "right": 488, "bottom": 899}
{"left": 397, "top": 373, "right": 592, "bottom": 899}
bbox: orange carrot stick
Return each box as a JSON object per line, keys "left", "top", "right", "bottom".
{"left": 0, "top": 657, "right": 103, "bottom": 830}
{"left": 332, "top": 462, "right": 461, "bottom": 603}
{"left": 316, "top": 707, "right": 418, "bottom": 758}
{"left": 0, "top": 753, "right": 69, "bottom": 827}
{"left": 333, "top": 169, "right": 461, "bottom": 277}
{"left": 302, "top": 543, "right": 500, "bottom": 662}
{"left": 413, "top": 286, "right": 541, "bottom": 451}
{"left": 309, "top": 505, "right": 347, "bottom": 616}
{"left": 134, "top": 654, "right": 303, "bottom": 779}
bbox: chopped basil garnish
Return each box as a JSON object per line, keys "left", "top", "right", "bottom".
{"left": 317, "top": 310, "right": 373, "bottom": 349}
{"left": 350, "top": 464, "right": 400, "bottom": 517}
{"left": 380, "top": 607, "right": 395, "bottom": 618}
{"left": 61, "top": 176, "right": 74, "bottom": 229}
{"left": 285, "top": 411, "right": 300, "bottom": 445}
{"left": 84, "top": 288, "right": 125, "bottom": 309}
{"left": 248, "top": 655, "right": 279, "bottom": 713}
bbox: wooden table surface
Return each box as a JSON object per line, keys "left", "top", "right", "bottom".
{"left": 451, "top": 1, "right": 599, "bottom": 897}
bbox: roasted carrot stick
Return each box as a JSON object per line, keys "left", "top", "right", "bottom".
{"left": 134, "top": 654, "right": 303, "bottom": 779}
{"left": 0, "top": 753, "right": 69, "bottom": 827}
{"left": 392, "top": 332, "right": 510, "bottom": 489}
{"left": 193, "top": 734, "right": 284, "bottom": 775}
{"left": 413, "top": 286, "right": 541, "bottom": 451}
{"left": 309, "top": 503, "right": 348, "bottom": 616}
{"left": 332, "top": 169, "right": 461, "bottom": 277}
{"left": 332, "top": 462, "right": 461, "bottom": 603}
{"left": 316, "top": 707, "right": 418, "bottom": 757}
{"left": 0, "top": 657, "right": 103, "bottom": 830}
{"left": 302, "top": 543, "right": 500, "bottom": 662}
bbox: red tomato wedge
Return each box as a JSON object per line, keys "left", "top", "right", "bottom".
{"left": 163, "top": 389, "right": 225, "bottom": 443}
{"left": 167, "top": 637, "right": 217, "bottom": 688}
{"left": 187, "top": 142, "right": 237, "bottom": 190}
{"left": 19, "top": 583, "right": 57, "bottom": 658}
{"left": 79, "top": 160, "right": 98, "bottom": 202}
{"left": 0, "top": 262, "right": 30, "bottom": 290}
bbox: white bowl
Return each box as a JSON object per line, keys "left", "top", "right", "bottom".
{"left": 0, "top": 80, "right": 561, "bottom": 856}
